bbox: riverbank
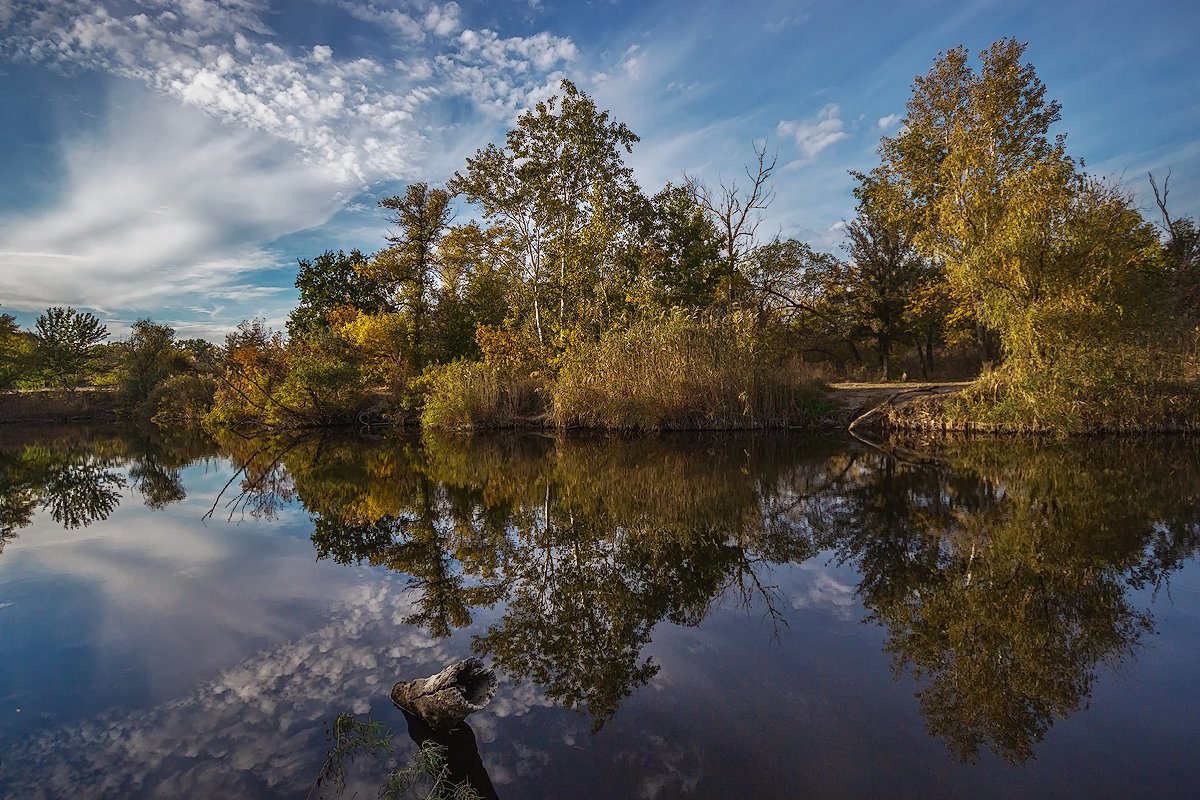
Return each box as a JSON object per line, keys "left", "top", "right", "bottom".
{"left": 10, "top": 375, "right": 1199, "bottom": 436}
{"left": 826, "top": 381, "right": 972, "bottom": 431}
{"left": 0, "top": 389, "right": 119, "bottom": 424}
{"left": 879, "top": 372, "right": 1200, "bottom": 435}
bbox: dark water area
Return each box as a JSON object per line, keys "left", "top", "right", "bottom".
{"left": 1, "top": 425, "right": 1199, "bottom": 798}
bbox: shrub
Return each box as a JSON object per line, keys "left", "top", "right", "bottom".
{"left": 151, "top": 372, "right": 217, "bottom": 426}
{"left": 418, "top": 360, "right": 546, "bottom": 429}
{"left": 931, "top": 342, "right": 1200, "bottom": 434}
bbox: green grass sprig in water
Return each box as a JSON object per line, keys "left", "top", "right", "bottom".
{"left": 307, "top": 712, "right": 483, "bottom": 800}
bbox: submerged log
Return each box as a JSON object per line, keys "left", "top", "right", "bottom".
{"left": 391, "top": 658, "right": 498, "bottom": 731}
{"left": 400, "top": 710, "right": 500, "bottom": 800}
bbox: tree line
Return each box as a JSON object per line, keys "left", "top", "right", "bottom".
{"left": 3, "top": 38, "right": 1197, "bottom": 431}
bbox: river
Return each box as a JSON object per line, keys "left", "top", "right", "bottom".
{"left": 1, "top": 425, "right": 1198, "bottom": 798}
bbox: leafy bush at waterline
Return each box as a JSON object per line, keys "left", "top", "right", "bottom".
{"left": 894, "top": 342, "right": 1200, "bottom": 434}
{"left": 418, "top": 360, "right": 546, "bottom": 429}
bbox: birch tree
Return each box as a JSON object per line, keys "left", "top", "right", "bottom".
{"left": 449, "top": 80, "right": 642, "bottom": 345}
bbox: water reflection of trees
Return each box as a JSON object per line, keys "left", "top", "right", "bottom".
{"left": 0, "top": 426, "right": 214, "bottom": 546}
{"left": 282, "top": 433, "right": 832, "bottom": 729}
{"left": 256, "top": 432, "right": 1200, "bottom": 759}
{"left": 205, "top": 432, "right": 298, "bottom": 521}
{"left": 817, "top": 438, "right": 1200, "bottom": 763}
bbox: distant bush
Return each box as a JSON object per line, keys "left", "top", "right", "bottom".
{"left": 151, "top": 373, "right": 217, "bottom": 426}
{"left": 269, "top": 357, "right": 376, "bottom": 427}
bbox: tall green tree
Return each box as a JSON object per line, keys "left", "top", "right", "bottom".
{"left": 430, "top": 222, "right": 512, "bottom": 362}
{"left": 841, "top": 173, "right": 933, "bottom": 378}
{"left": 743, "top": 237, "right": 842, "bottom": 325}
{"left": 449, "top": 79, "right": 643, "bottom": 345}
{"left": 631, "top": 184, "right": 724, "bottom": 310}
{"left": 370, "top": 183, "right": 454, "bottom": 369}
{"left": 876, "top": 38, "right": 1159, "bottom": 367}
{"left": 0, "top": 312, "right": 27, "bottom": 391}
{"left": 119, "top": 318, "right": 186, "bottom": 408}
{"left": 33, "top": 306, "right": 110, "bottom": 391}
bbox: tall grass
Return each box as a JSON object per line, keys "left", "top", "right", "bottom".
{"left": 0, "top": 389, "right": 119, "bottom": 423}
{"left": 553, "top": 310, "right": 831, "bottom": 430}
{"left": 418, "top": 360, "right": 546, "bottom": 430}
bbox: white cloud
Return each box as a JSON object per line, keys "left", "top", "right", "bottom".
{"left": 1, "top": 1, "right": 578, "bottom": 183}
{"left": 614, "top": 734, "right": 705, "bottom": 799}
{"left": 877, "top": 112, "right": 901, "bottom": 131}
{"left": 0, "top": 0, "right": 579, "bottom": 322}
{"left": 777, "top": 103, "right": 850, "bottom": 169}
{"left": 322, "top": 0, "right": 423, "bottom": 39}
{"left": 0, "top": 581, "right": 465, "bottom": 798}
{"left": 790, "top": 570, "right": 856, "bottom": 619}
{"left": 619, "top": 44, "right": 643, "bottom": 78}
{"left": 0, "top": 96, "right": 343, "bottom": 316}
{"left": 424, "top": 1, "right": 462, "bottom": 37}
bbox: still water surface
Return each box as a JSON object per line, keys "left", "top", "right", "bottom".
{"left": 1, "top": 426, "right": 1198, "bottom": 798}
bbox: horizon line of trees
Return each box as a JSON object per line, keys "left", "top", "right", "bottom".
{"left": 3, "top": 38, "right": 1198, "bottom": 430}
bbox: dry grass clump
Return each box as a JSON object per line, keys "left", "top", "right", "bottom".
{"left": 418, "top": 360, "right": 546, "bottom": 430}
{"left": 0, "top": 389, "right": 119, "bottom": 424}
{"left": 553, "top": 311, "right": 831, "bottom": 431}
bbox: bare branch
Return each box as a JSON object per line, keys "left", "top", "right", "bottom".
{"left": 683, "top": 141, "right": 778, "bottom": 301}
{"left": 1149, "top": 171, "right": 1173, "bottom": 231}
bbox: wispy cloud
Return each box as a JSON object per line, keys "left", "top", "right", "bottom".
{"left": 790, "top": 570, "right": 857, "bottom": 619}
{"left": 0, "top": 582, "right": 458, "bottom": 797}
{"left": 618, "top": 44, "right": 643, "bottom": 78}
{"left": 2, "top": 0, "right": 553, "bottom": 186}
{"left": 764, "top": 13, "right": 810, "bottom": 33}
{"left": 0, "top": 0, "right": 580, "bottom": 325}
{"left": 876, "top": 112, "right": 902, "bottom": 131}
{"left": 320, "top": 0, "right": 424, "bottom": 38}
{"left": 0, "top": 94, "right": 341, "bottom": 317}
{"left": 777, "top": 103, "right": 850, "bottom": 169}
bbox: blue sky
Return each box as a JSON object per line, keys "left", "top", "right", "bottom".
{"left": 1, "top": 0, "right": 1197, "bottom": 341}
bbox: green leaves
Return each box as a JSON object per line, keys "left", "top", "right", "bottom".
{"left": 288, "top": 250, "right": 389, "bottom": 340}
{"left": 448, "top": 79, "right": 644, "bottom": 345}
{"left": 874, "top": 38, "right": 1160, "bottom": 372}
{"left": 33, "top": 306, "right": 109, "bottom": 390}
{"left": 374, "top": 184, "right": 454, "bottom": 370}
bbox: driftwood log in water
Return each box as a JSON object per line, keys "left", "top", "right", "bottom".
{"left": 391, "top": 658, "right": 498, "bottom": 731}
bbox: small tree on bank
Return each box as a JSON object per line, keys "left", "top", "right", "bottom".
{"left": 34, "top": 306, "right": 109, "bottom": 391}
{"left": 0, "top": 312, "right": 27, "bottom": 391}
{"left": 449, "top": 79, "right": 643, "bottom": 347}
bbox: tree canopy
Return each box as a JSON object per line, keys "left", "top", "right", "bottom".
{"left": 34, "top": 306, "right": 110, "bottom": 391}
{"left": 448, "top": 78, "right": 643, "bottom": 345}
{"left": 871, "top": 38, "right": 1162, "bottom": 369}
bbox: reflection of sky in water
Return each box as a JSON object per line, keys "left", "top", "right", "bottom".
{"left": 1, "top": 454, "right": 1200, "bottom": 798}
